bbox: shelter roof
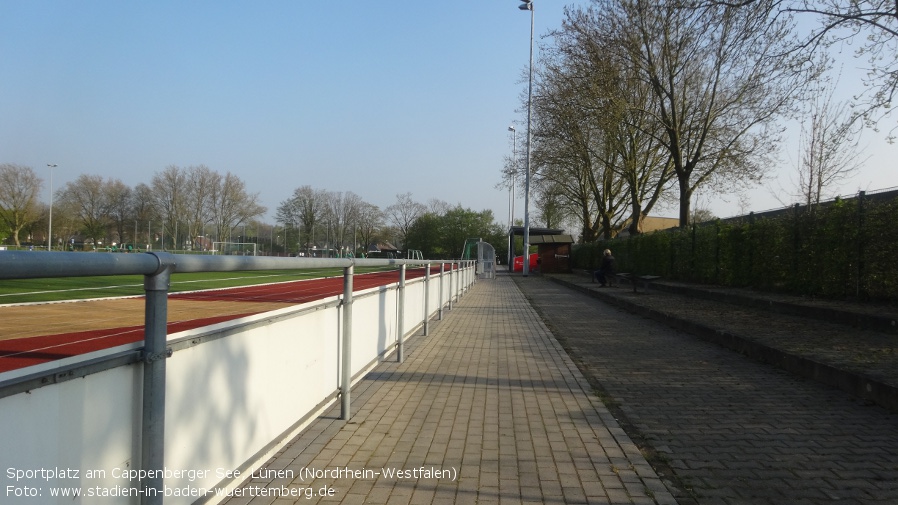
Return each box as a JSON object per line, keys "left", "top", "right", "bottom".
{"left": 508, "top": 226, "right": 565, "bottom": 237}
{"left": 528, "top": 234, "right": 575, "bottom": 245}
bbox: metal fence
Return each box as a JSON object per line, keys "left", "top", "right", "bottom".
{"left": 0, "top": 251, "right": 475, "bottom": 504}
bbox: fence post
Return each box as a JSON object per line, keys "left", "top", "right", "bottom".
{"left": 792, "top": 203, "right": 801, "bottom": 290}
{"left": 460, "top": 261, "right": 466, "bottom": 296}
{"left": 424, "top": 263, "right": 431, "bottom": 336}
{"left": 668, "top": 232, "right": 674, "bottom": 278}
{"left": 748, "top": 212, "right": 755, "bottom": 286}
{"left": 397, "top": 264, "right": 406, "bottom": 363}
{"left": 690, "top": 223, "right": 697, "bottom": 280}
{"left": 715, "top": 219, "right": 721, "bottom": 283}
{"left": 460, "top": 261, "right": 465, "bottom": 295}
{"left": 857, "top": 190, "right": 866, "bottom": 299}
{"left": 448, "top": 262, "right": 454, "bottom": 311}
{"left": 340, "top": 264, "right": 354, "bottom": 420}
{"left": 458, "top": 262, "right": 464, "bottom": 299}
{"left": 439, "top": 263, "right": 445, "bottom": 320}
{"left": 141, "top": 252, "right": 175, "bottom": 505}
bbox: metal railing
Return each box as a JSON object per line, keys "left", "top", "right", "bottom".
{"left": 0, "top": 251, "right": 474, "bottom": 504}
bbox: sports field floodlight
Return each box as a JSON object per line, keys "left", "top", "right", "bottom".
{"left": 507, "top": 125, "right": 517, "bottom": 270}
{"left": 47, "top": 164, "right": 58, "bottom": 251}
{"left": 517, "top": 0, "right": 534, "bottom": 276}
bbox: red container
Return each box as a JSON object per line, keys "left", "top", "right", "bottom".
{"left": 513, "top": 253, "right": 539, "bottom": 272}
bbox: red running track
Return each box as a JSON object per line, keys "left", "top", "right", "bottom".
{"left": 0, "top": 266, "right": 445, "bottom": 374}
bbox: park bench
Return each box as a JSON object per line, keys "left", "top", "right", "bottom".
{"left": 615, "top": 273, "right": 660, "bottom": 293}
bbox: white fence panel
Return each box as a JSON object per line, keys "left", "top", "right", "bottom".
{"left": 163, "top": 298, "right": 342, "bottom": 495}
{"left": 0, "top": 262, "right": 475, "bottom": 504}
{"left": 349, "top": 285, "right": 398, "bottom": 377}
{"left": 0, "top": 364, "right": 140, "bottom": 502}
{"left": 403, "top": 277, "right": 427, "bottom": 336}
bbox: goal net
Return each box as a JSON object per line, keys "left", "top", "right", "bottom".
{"left": 212, "top": 242, "right": 258, "bottom": 256}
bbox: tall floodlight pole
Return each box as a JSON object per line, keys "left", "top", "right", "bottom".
{"left": 518, "top": 0, "right": 534, "bottom": 276}
{"left": 46, "top": 164, "right": 58, "bottom": 250}
{"left": 507, "top": 125, "right": 516, "bottom": 269}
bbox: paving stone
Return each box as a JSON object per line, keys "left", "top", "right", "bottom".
{"left": 217, "top": 275, "right": 672, "bottom": 504}
{"left": 521, "top": 274, "right": 898, "bottom": 505}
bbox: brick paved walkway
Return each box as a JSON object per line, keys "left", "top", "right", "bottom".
{"left": 515, "top": 275, "right": 898, "bottom": 505}
{"left": 216, "top": 274, "right": 677, "bottom": 505}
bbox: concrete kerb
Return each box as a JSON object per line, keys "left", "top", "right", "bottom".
{"left": 576, "top": 267, "right": 898, "bottom": 333}
{"left": 647, "top": 281, "right": 898, "bottom": 334}
{"left": 546, "top": 274, "right": 898, "bottom": 414}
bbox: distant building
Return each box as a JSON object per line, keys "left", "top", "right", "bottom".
{"left": 507, "top": 226, "right": 575, "bottom": 273}
{"left": 366, "top": 242, "right": 400, "bottom": 259}
{"left": 616, "top": 216, "right": 680, "bottom": 237}
{"left": 531, "top": 233, "right": 575, "bottom": 274}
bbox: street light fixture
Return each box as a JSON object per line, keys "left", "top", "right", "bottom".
{"left": 46, "top": 164, "right": 58, "bottom": 251}
{"left": 518, "top": 0, "right": 534, "bottom": 276}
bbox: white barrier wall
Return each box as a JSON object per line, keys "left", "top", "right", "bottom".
{"left": 164, "top": 297, "right": 344, "bottom": 497}
{"left": 0, "top": 266, "right": 472, "bottom": 504}
{"left": 0, "top": 364, "right": 141, "bottom": 499}
{"left": 350, "top": 286, "right": 398, "bottom": 378}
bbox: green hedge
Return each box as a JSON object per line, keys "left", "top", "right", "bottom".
{"left": 572, "top": 195, "right": 898, "bottom": 303}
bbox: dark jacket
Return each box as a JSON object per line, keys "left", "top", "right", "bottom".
{"left": 600, "top": 254, "right": 614, "bottom": 274}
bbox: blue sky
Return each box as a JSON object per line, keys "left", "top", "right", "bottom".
{"left": 1, "top": 0, "right": 587, "bottom": 226}
{"left": 2, "top": 1, "right": 895, "bottom": 228}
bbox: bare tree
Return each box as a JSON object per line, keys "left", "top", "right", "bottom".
{"left": 183, "top": 165, "right": 219, "bottom": 246}
{"left": 320, "top": 190, "right": 363, "bottom": 253}
{"left": 532, "top": 180, "right": 569, "bottom": 230}
{"left": 151, "top": 165, "right": 187, "bottom": 248}
{"left": 131, "top": 183, "right": 157, "bottom": 248}
{"left": 795, "top": 81, "right": 867, "bottom": 208}
{"left": 0, "top": 163, "right": 43, "bottom": 246}
{"left": 104, "top": 178, "right": 132, "bottom": 245}
{"left": 209, "top": 172, "right": 266, "bottom": 244}
{"left": 531, "top": 54, "right": 623, "bottom": 241}
{"left": 546, "top": 7, "right": 676, "bottom": 237}
{"left": 427, "top": 198, "right": 452, "bottom": 215}
{"left": 56, "top": 174, "right": 113, "bottom": 247}
{"left": 607, "top": 0, "right": 816, "bottom": 226}
{"left": 700, "top": 0, "right": 898, "bottom": 130}
{"left": 277, "top": 186, "right": 332, "bottom": 254}
{"left": 356, "top": 202, "right": 384, "bottom": 253}
{"left": 385, "top": 192, "right": 426, "bottom": 248}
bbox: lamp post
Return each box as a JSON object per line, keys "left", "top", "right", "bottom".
{"left": 46, "top": 164, "right": 58, "bottom": 251}
{"left": 507, "top": 125, "right": 516, "bottom": 269}
{"left": 518, "top": 0, "right": 534, "bottom": 276}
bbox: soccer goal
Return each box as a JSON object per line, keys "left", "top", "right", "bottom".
{"left": 212, "top": 242, "right": 258, "bottom": 256}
